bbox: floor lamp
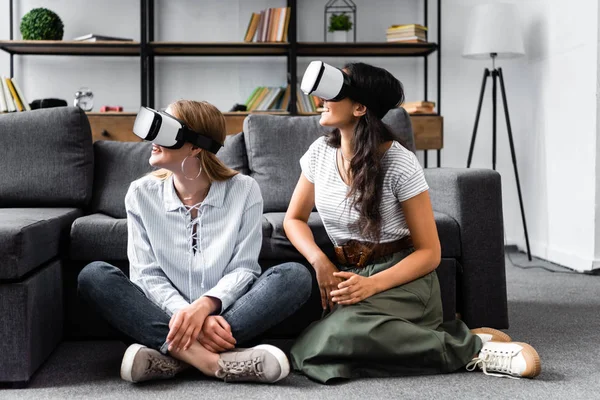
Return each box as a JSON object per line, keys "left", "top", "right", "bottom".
{"left": 463, "top": 3, "right": 531, "bottom": 260}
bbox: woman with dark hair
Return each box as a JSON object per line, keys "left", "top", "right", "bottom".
{"left": 284, "top": 62, "right": 541, "bottom": 383}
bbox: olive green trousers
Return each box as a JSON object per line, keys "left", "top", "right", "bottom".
{"left": 290, "top": 249, "right": 483, "bottom": 383}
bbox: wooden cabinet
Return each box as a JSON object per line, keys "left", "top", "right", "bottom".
{"left": 86, "top": 112, "right": 140, "bottom": 143}
{"left": 86, "top": 112, "right": 442, "bottom": 152}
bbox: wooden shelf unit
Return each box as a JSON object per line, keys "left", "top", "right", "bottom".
{"left": 3, "top": 0, "right": 443, "bottom": 165}
{"left": 296, "top": 42, "right": 438, "bottom": 57}
{"left": 150, "top": 42, "right": 289, "bottom": 56}
{"left": 0, "top": 40, "right": 140, "bottom": 56}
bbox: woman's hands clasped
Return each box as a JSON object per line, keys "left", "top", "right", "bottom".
{"left": 167, "top": 301, "right": 211, "bottom": 352}
{"left": 314, "top": 258, "right": 343, "bottom": 310}
{"left": 330, "top": 271, "right": 379, "bottom": 305}
{"left": 167, "top": 296, "right": 235, "bottom": 353}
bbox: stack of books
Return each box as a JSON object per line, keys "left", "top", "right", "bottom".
{"left": 296, "top": 85, "right": 322, "bottom": 113}
{"left": 245, "top": 85, "right": 291, "bottom": 111}
{"left": 386, "top": 24, "right": 427, "bottom": 43}
{"left": 0, "top": 76, "right": 30, "bottom": 113}
{"left": 401, "top": 101, "right": 435, "bottom": 114}
{"left": 244, "top": 7, "right": 291, "bottom": 42}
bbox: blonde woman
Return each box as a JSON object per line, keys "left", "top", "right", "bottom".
{"left": 78, "top": 100, "right": 312, "bottom": 384}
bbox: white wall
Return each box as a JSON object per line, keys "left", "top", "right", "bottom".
{"left": 443, "top": 0, "right": 599, "bottom": 272}
{"left": 2, "top": 0, "right": 599, "bottom": 271}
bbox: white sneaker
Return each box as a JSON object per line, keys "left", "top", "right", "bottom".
{"left": 216, "top": 344, "right": 290, "bottom": 383}
{"left": 466, "top": 341, "right": 541, "bottom": 379}
{"left": 120, "top": 344, "right": 188, "bottom": 383}
{"left": 471, "top": 327, "right": 512, "bottom": 344}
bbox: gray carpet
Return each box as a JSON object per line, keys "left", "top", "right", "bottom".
{"left": 3, "top": 250, "right": 600, "bottom": 400}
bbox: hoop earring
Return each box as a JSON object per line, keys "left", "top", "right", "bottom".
{"left": 181, "top": 155, "right": 202, "bottom": 180}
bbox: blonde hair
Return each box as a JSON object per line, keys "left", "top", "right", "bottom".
{"left": 151, "top": 100, "right": 238, "bottom": 182}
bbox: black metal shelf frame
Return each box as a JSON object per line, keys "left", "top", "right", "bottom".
{"left": 5, "top": 0, "right": 441, "bottom": 166}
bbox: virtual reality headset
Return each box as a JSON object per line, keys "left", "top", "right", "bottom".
{"left": 132, "top": 106, "right": 223, "bottom": 153}
{"left": 300, "top": 61, "right": 379, "bottom": 109}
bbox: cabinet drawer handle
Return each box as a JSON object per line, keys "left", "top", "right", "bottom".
{"left": 101, "top": 129, "right": 110, "bottom": 137}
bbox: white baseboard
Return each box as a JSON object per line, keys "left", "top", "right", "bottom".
{"left": 513, "top": 239, "right": 600, "bottom": 272}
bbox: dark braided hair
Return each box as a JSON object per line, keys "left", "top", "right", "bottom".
{"left": 325, "top": 62, "right": 405, "bottom": 242}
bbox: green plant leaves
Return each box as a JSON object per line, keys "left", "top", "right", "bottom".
{"left": 20, "top": 8, "right": 64, "bottom": 40}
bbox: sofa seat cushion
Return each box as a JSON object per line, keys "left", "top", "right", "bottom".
{"left": 0, "top": 208, "right": 82, "bottom": 279}
{"left": 70, "top": 214, "right": 274, "bottom": 262}
{"left": 260, "top": 212, "right": 334, "bottom": 260}
{"left": 260, "top": 211, "right": 460, "bottom": 260}
{"left": 70, "top": 214, "right": 127, "bottom": 261}
{"left": 434, "top": 211, "right": 461, "bottom": 258}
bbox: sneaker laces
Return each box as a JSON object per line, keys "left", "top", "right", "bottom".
{"left": 466, "top": 351, "right": 520, "bottom": 379}
{"left": 217, "top": 357, "right": 264, "bottom": 381}
{"left": 146, "top": 354, "right": 183, "bottom": 376}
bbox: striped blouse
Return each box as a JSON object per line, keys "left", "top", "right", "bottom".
{"left": 125, "top": 173, "right": 262, "bottom": 316}
{"left": 300, "top": 136, "right": 429, "bottom": 246}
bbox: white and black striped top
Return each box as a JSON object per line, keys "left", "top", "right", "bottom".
{"left": 125, "top": 173, "right": 262, "bottom": 316}
{"left": 300, "top": 136, "right": 429, "bottom": 246}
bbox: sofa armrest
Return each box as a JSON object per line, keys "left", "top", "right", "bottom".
{"left": 424, "top": 168, "right": 508, "bottom": 329}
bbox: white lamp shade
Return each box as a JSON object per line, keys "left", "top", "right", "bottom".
{"left": 463, "top": 3, "right": 525, "bottom": 59}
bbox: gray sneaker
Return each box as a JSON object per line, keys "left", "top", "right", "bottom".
{"left": 216, "top": 344, "right": 290, "bottom": 383}
{"left": 120, "top": 343, "right": 188, "bottom": 383}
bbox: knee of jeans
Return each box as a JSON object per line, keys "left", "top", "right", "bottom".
{"left": 77, "top": 261, "right": 114, "bottom": 294}
{"left": 278, "top": 262, "right": 312, "bottom": 301}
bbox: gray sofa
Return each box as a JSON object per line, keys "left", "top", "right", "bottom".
{"left": 0, "top": 106, "right": 508, "bottom": 386}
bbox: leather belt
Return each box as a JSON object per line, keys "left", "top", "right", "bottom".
{"left": 334, "top": 236, "right": 414, "bottom": 269}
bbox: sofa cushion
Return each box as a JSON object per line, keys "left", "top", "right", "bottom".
{"left": 90, "top": 141, "right": 155, "bottom": 218}
{"left": 0, "top": 107, "right": 94, "bottom": 207}
{"left": 260, "top": 212, "right": 334, "bottom": 260}
{"left": 244, "top": 114, "right": 327, "bottom": 212}
{"left": 70, "top": 214, "right": 128, "bottom": 261}
{"left": 243, "top": 108, "right": 415, "bottom": 213}
{"left": 382, "top": 108, "right": 416, "bottom": 153}
{"left": 217, "top": 132, "right": 250, "bottom": 175}
{"left": 0, "top": 208, "right": 82, "bottom": 279}
{"left": 70, "top": 214, "right": 275, "bottom": 262}
{"left": 260, "top": 211, "right": 460, "bottom": 259}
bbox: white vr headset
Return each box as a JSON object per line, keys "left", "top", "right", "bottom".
{"left": 132, "top": 106, "right": 223, "bottom": 153}
{"left": 300, "top": 61, "right": 379, "bottom": 110}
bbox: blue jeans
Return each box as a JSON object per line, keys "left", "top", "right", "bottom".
{"left": 77, "top": 261, "right": 312, "bottom": 354}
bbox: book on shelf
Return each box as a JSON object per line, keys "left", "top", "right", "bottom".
{"left": 386, "top": 24, "right": 427, "bottom": 43}
{"left": 245, "top": 85, "right": 290, "bottom": 111}
{"left": 73, "top": 34, "right": 134, "bottom": 42}
{"left": 243, "top": 7, "right": 290, "bottom": 43}
{"left": 1, "top": 76, "right": 30, "bottom": 113}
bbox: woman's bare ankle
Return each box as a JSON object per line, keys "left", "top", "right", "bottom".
{"left": 169, "top": 340, "right": 220, "bottom": 376}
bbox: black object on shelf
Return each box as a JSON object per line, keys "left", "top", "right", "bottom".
{"left": 229, "top": 103, "right": 248, "bottom": 112}
{"left": 30, "top": 98, "right": 67, "bottom": 109}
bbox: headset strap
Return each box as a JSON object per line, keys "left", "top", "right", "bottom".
{"left": 181, "top": 128, "right": 223, "bottom": 154}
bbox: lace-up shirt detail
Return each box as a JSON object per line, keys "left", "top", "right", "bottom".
{"left": 180, "top": 201, "right": 203, "bottom": 255}
{"left": 126, "top": 174, "right": 262, "bottom": 317}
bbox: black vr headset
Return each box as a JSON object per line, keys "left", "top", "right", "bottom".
{"left": 300, "top": 61, "right": 383, "bottom": 112}
{"left": 132, "top": 106, "right": 223, "bottom": 153}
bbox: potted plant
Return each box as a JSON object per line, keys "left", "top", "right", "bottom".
{"left": 328, "top": 13, "right": 353, "bottom": 42}
{"left": 20, "top": 8, "right": 64, "bottom": 40}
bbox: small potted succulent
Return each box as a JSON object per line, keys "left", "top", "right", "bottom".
{"left": 328, "top": 13, "right": 353, "bottom": 42}
{"left": 20, "top": 8, "right": 64, "bottom": 40}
